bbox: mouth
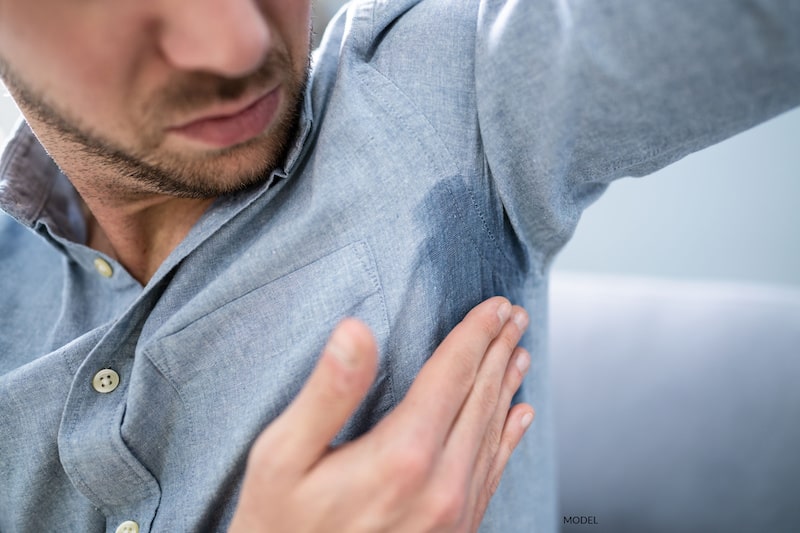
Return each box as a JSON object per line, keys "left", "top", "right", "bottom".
{"left": 167, "top": 86, "right": 282, "bottom": 149}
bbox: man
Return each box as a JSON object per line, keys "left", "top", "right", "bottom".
{"left": 0, "top": 0, "right": 798, "bottom": 532}
{"left": 0, "top": 2, "right": 531, "bottom": 531}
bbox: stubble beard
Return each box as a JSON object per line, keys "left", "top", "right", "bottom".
{"left": 0, "top": 52, "right": 309, "bottom": 200}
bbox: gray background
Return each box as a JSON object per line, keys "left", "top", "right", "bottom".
{"left": 553, "top": 108, "right": 800, "bottom": 288}
{"left": 3, "top": 0, "right": 798, "bottom": 288}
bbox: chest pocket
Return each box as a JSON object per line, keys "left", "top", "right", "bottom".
{"left": 127, "top": 240, "right": 392, "bottom": 467}
{"left": 154, "top": 240, "right": 385, "bottom": 364}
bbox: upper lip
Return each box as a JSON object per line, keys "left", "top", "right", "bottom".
{"left": 169, "top": 85, "right": 277, "bottom": 130}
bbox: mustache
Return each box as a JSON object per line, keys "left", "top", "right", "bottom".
{"left": 143, "top": 50, "right": 292, "bottom": 120}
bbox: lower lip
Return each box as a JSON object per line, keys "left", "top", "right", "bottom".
{"left": 169, "top": 88, "right": 281, "bottom": 148}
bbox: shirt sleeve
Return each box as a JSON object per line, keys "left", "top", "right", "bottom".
{"left": 474, "top": 0, "right": 800, "bottom": 258}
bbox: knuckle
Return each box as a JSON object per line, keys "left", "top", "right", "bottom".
{"left": 477, "top": 313, "right": 501, "bottom": 340}
{"left": 247, "top": 433, "right": 279, "bottom": 472}
{"left": 477, "top": 380, "right": 501, "bottom": 414}
{"left": 385, "top": 446, "right": 434, "bottom": 494}
{"left": 496, "top": 327, "right": 521, "bottom": 355}
{"left": 483, "top": 421, "right": 503, "bottom": 452}
{"left": 465, "top": 300, "right": 504, "bottom": 341}
{"left": 449, "top": 346, "right": 479, "bottom": 388}
{"left": 427, "top": 489, "right": 466, "bottom": 528}
{"left": 478, "top": 316, "right": 500, "bottom": 339}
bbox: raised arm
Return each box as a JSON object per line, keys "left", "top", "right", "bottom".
{"left": 475, "top": 0, "right": 800, "bottom": 253}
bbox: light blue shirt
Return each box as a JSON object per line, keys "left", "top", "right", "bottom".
{"left": 1, "top": 1, "right": 798, "bottom": 531}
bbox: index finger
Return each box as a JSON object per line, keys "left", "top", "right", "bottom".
{"left": 389, "top": 297, "right": 513, "bottom": 447}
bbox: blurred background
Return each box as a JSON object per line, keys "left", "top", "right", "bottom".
{"left": 3, "top": 0, "right": 797, "bottom": 288}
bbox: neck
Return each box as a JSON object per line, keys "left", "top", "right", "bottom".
{"left": 22, "top": 116, "right": 218, "bottom": 285}
{"left": 31, "top": 127, "right": 215, "bottom": 285}
{"left": 81, "top": 192, "right": 214, "bottom": 285}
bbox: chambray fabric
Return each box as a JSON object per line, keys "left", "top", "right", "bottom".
{"left": 1, "top": 1, "right": 798, "bottom": 532}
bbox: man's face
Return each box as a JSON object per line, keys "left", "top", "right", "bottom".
{"left": 0, "top": 0, "right": 312, "bottom": 198}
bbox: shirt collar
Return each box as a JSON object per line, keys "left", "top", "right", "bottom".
{"left": 0, "top": 120, "right": 87, "bottom": 244}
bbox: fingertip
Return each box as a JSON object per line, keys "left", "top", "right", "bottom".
{"left": 496, "top": 298, "right": 512, "bottom": 323}
{"left": 513, "top": 348, "right": 531, "bottom": 376}
{"left": 511, "top": 306, "right": 529, "bottom": 333}
{"left": 326, "top": 318, "right": 378, "bottom": 368}
{"left": 506, "top": 404, "right": 535, "bottom": 439}
{"left": 258, "top": 320, "right": 380, "bottom": 473}
{"left": 520, "top": 409, "right": 535, "bottom": 431}
{"left": 324, "top": 318, "right": 379, "bottom": 395}
{"left": 467, "top": 296, "right": 512, "bottom": 342}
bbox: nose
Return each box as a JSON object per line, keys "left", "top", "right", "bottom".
{"left": 158, "top": 0, "right": 270, "bottom": 77}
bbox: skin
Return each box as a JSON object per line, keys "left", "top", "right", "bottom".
{"left": 1, "top": 1, "right": 535, "bottom": 530}
{"left": 0, "top": 0, "right": 311, "bottom": 284}
{"left": 229, "top": 298, "right": 534, "bottom": 532}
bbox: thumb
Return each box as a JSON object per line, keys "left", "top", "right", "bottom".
{"left": 254, "top": 318, "right": 378, "bottom": 476}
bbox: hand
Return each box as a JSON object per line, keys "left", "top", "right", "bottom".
{"left": 228, "top": 297, "right": 533, "bottom": 533}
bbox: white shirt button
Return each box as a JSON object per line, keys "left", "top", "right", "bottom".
{"left": 93, "top": 257, "right": 114, "bottom": 278}
{"left": 115, "top": 521, "right": 139, "bottom": 533}
{"left": 92, "top": 369, "right": 120, "bottom": 393}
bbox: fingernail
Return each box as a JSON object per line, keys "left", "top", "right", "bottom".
{"left": 515, "top": 351, "right": 530, "bottom": 375}
{"left": 520, "top": 412, "right": 534, "bottom": 430}
{"left": 513, "top": 309, "right": 529, "bottom": 332}
{"left": 497, "top": 301, "right": 512, "bottom": 323}
{"left": 327, "top": 331, "right": 359, "bottom": 369}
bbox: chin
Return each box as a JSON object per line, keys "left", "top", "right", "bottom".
{"left": 150, "top": 137, "right": 285, "bottom": 197}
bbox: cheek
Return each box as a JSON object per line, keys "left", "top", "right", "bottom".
{"left": 44, "top": 45, "right": 140, "bottom": 136}
{"left": 58, "top": 28, "right": 171, "bottom": 138}
{"left": 1, "top": 7, "right": 151, "bottom": 133}
{"left": 261, "top": 1, "right": 312, "bottom": 60}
